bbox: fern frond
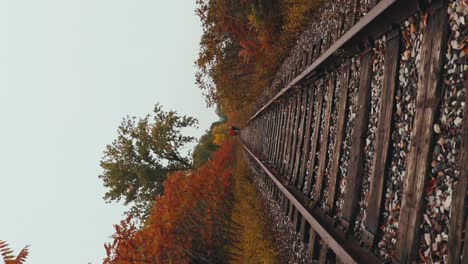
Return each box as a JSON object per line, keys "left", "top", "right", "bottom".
{"left": 0, "top": 240, "right": 14, "bottom": 263}
{"left": 14, "top": 246, "right": 29, "bottom": 264}
{"left": 0, "top": 241, "right": 29, "bottom": 264}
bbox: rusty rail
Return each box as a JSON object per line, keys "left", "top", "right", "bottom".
{"left": 241, "top": 0, "right": 467, "bottom": 263}
{"left": 246, "top": 0, "right": 424, "bottom": 124}
{"left": 243, "top": 142, "right": 381, "bottom": 264}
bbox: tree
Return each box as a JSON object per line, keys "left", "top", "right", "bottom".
{"left": 99, "top": 103, "right": 198, "bottom": 220}
{"left": 192, "top": 104, "right": 228, "bottom": 168}
{"left": 104, "top": 142, "right": 236, "bottom": 264}
{"left": 195, "top": 0, "right": 320, "bottom": 124}
{"left": 212, "top": 123, "right": 229, "bottom": 146}
{"left": 193, "top": 131, "right": 219, "bottom": 168}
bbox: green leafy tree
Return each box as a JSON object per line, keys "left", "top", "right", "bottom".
{"left": 99, "top": 103, "right": 198, "bottom": 220}
{"left": 193, "top": 130, "right": 219, "bottom": 168}
{"left": 192, "top": 104, "right": 227, "bottom": 168}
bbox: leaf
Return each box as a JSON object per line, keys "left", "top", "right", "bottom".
{"left": 410, "top": 23, "right": 416, "bottom": 34}
{"left": 0, "top": 241, "right": 29, "bottom": 264}
{"left": 0, "top": 240, "right": 14, "bottom": 262}
{"left": 422, "top": 11, "right": 428, "bottom": 27}
{"left": 14, "top": 246, "right": 29, "bottom": 264}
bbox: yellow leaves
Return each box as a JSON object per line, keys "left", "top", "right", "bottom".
{"left": 283, "top": 0, "right": 320, "bottom": 36}
{"left": 248, "top": 11, "right": 262, "bottom": 31}
{"left": 212, "top": 123, "right": 229, "bottom": 146}
{"left": 228, "top": 149, "right": 279, "bottom": 264}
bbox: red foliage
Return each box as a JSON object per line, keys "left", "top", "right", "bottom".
{"left": 104, "top": 141, "right": 235, "bottom": 264}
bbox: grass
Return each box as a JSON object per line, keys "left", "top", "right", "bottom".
{"left": 228, "top": 144, "right": 279, "bottom": 264}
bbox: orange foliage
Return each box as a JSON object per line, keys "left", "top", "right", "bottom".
{"left": 104, "top": 141, "right": 235, "bottom": 264}
{"left": 195, "top": 0, "right": 320, "bottom": 124}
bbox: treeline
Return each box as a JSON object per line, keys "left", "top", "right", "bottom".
{"left": 3, "top": 2, "right": 323, "bottom": 263}
{"left": 192, "top": 106, "right": 228, "bottom": 168}
{"left": 100, "top": 0, "right": 323, "bottom": 262}
{"left": 195, "top": 0, "right": 320, "bottom": 124}
{"left": 104, "top": 141, "right": 236, "bottom": 264}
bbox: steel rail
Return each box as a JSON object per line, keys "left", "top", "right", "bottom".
{"left": 242, "top": 142, "right": 361, "bottom": 264}
{"left": 246, "top": 0, "right": 423, "bottom": 125}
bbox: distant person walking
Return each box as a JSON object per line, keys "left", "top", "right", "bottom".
{"left": 228, "top": 126, "right": 241, "bottom": 136}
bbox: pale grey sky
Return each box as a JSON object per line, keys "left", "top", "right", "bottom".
{"left": 0, "top": 1, "right": 217, "bottom": 263}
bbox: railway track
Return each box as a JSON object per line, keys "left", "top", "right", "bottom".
{"left": 240, "top": 0, "right": 467, "bottom": 263}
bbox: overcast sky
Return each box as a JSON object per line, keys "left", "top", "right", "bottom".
{"left": 0, "top": 1, "right": 217, "bottom": 263}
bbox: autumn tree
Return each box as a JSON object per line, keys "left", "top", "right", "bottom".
{"left": 192, "top": 104, "right": 227, "bottom": 168}
{"left": 104, "top": 141, "right": 237, "bottom": 264}
{"left": 193, "top": 131, "right": 219, "bottom": 168}
{"left": 99, "top": 103, "right": 198, "bottom": 220}
{"left": 212, "top": 123, "right": 229, "bottom": 146}
{"left": 195, "top": 0, "right": 320, "bottom": 124}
